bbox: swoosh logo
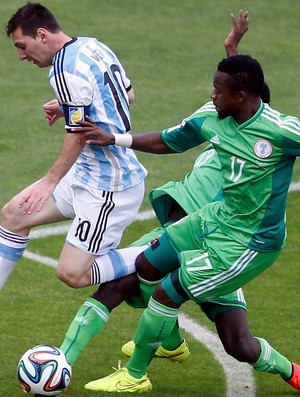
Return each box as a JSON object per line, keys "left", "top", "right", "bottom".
{"left": 116, "top": 379, "right": 146, "bottom": 391}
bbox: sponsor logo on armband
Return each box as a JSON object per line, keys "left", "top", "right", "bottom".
{"left": 63, "top": 104, "right": 90, "bottom": 129}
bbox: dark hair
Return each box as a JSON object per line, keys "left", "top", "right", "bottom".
{"left": 261, "top": 81, "right": 271, "bottom": 104}
{"left": 217, "top": 54, "right": 265, "bottom": 98}
{"left": 6, "top": 2, "right": 61, "bottom": 38}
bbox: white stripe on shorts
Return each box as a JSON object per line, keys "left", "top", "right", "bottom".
{"left": 188, "top": 248, "right": 258, "bottom": 297}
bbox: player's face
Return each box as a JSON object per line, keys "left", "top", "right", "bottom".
{"left": 11, "top": 27, "right": 52, "bottom": 68}
{"left": 211, "top": 71, "right": 238, "bottom": 119}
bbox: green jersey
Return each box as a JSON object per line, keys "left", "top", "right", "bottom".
{"left": 149, "top": 146, "right": 223, "bottom": 226}
{"left": 161, "top": 101, "right": 300, "bottom": 252}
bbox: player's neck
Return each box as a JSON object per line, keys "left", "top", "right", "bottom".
{"left": 235, "top": 100, "right": 261, "bottom": 125}
{"left": 50, "top": 31, "right": 73, "bottom": 54}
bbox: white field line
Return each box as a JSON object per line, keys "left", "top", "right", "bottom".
{"left": 23, "top": 182, "right": 300, "bottom": 396}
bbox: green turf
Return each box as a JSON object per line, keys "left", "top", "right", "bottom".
{"left": 1, "top": 1, "right": 300, "bottom": 396}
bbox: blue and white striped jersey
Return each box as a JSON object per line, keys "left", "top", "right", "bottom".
{"left": 49, "top": 37, "right": 147, "bottom": 191}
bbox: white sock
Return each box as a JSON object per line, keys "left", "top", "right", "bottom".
{"left": 0, "top": 226, "right": 29, "bottom": 290}
{"left": 90, "top": 245, "right": 148, "bottom": 285}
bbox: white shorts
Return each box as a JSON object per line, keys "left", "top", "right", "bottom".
{"left": 52, "top": 169, "right": 145, "bottom": 255}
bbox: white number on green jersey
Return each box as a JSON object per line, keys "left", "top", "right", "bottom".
{"left": 230, "top": 156, "right": 245, "bottom": 182}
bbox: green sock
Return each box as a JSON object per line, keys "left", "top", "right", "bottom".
{"left": 252, "top": 337, "right": 292, "bottom": 379}
{"left": 126, "top": 297, "right": 179, "bottom": 378}
{"left": 161, "top": 319, "right": 183, "bottom": 350}
{"left": 60, "top": 297, "right": 110, "bottom": 366}
{"left": 131, "top": 225, "right": 183, "bottom": 353}
{"left": 139, "top": 279, "right": 183, "bottom": 351}
{"left": 138, "top": 258, "right": 184, "bottom": 352}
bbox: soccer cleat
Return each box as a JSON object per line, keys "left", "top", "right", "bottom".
{"left": 84, "top": 361, "right": 152, "bottom": 393}
{"left": 284, "top": 362, "right": 300, "bottom": 391}
{"left": 121, "top": 339, "right": 190, "bottom": 363}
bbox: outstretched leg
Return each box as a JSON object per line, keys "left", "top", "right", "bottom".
{"left": 60, "top": 273, "right": 140, "bottom": 365}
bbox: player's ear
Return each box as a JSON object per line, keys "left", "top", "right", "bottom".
{"left": 236, "top": 91, "right": 246, "bottom": 104}
{"left": 36, "top": 28, "right": 47, "bottom": 42}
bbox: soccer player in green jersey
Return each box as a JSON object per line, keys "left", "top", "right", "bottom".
{"left": 58, "top": 9, "right": 251, "bottom": 368}
{"left": 77, "top": 55, "right": 300, "bottom": 393}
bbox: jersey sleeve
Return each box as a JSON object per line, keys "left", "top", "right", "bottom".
{"left": 280, "top": 115, "right": 300, "bottom": 156}
{"left": 160, "top": 103, "right": 214, "bottom": 153}
{"left": 49, "top": 64, "right": 93, "bottom": 130}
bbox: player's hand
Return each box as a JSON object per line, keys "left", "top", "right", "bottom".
{"left": 18, "top": 179, "right": 55, "bottom": 214}
{"left": 224, "top": 10, "right": 249, "bottom": 57}
{"left": 74, "top": 116, "right": 115, "bottom": 146}
{"left": 43, "top": 99, "right": 64, "bottom": 126}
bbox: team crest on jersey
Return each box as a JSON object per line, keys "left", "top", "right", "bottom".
{"left": 254, "top": 139, "right": 273, "bottom": 158}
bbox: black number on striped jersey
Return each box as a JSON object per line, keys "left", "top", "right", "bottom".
{"left": 104, "top": 64, "right": 131, "bottom": 132}
{"left": 75, "top": 220, "right": 91, "bottom": 242}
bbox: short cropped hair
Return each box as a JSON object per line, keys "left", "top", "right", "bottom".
{"left": 6, "top": 2, "right": 61, "bottom": 38}
{"left": 261, "top": 81, "right": 271, "bottom": 104}
{"left": 217, "top": 55, "right": 265, "bottom": 98}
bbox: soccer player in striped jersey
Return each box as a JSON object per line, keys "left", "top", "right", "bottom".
{"left": 78, "top": 55, "right": 300, "bottom": 392}
{"left": 1, "top": 3, "right": 147, "bottom": 291}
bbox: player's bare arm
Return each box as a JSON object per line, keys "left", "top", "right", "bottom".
{"left": 128, "top": 87, "right": 135, "bottom": 104}
{"left": 19, "top": 134, "right": 84, "bottom": 214}
{"left": 76, "top": 116, "right": 171, "bottom": 154}
{"left": 224, "top": 10, "right": 249, "bottom": 57}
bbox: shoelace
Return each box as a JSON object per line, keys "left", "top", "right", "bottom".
{"left": 112, "top": 360, "right": 123, "bottom": 372}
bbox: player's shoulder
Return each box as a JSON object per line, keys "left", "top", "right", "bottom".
{"left": 261, "top": 103, "right": 300, "bottom": 132}
{"left": 186, "top": 101, "right": 217, "bottom": 122}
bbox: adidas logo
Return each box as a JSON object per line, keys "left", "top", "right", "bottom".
{"left": 210, "top": 135, "right": 220, "bottom": 144}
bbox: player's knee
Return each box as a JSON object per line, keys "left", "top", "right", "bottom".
{"left": 136, "top": 252, "right": 150, "bottom": 277}
{"left": 92, "top": 275, "right": 139, "bottom": 311}
{"left": 56, "top": 267, "right": 82, "bottom": 288}
{"left": 152, "top": 283, "right": 180, "bottom": 308}
{"left": 136, "top": 252, "right": 164, "bottom": 281}
{"left": 1, "top": 201, "right": 17, "bottom": 227}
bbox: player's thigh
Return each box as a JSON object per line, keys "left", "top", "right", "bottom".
{"left": 1, "top": 193, "right": 65, "bottom": 233}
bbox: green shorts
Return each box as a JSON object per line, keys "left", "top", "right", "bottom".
{"left": 140, "top": 231, "right": 249, "bottom": 320}
{"left": 164, "top": 214, "right": 282, "bottom": 303}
